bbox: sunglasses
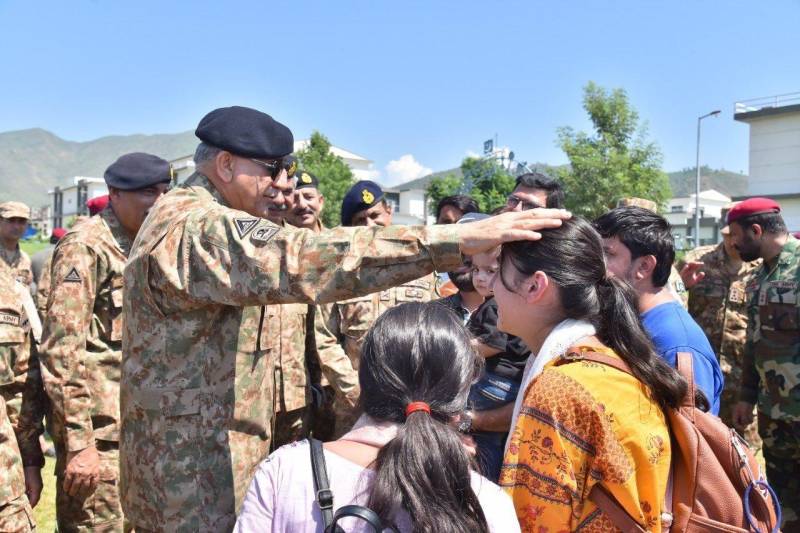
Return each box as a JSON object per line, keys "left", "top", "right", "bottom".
{"left": 506, "top": 194, "right": 542, "bottom": 211}
{"left": 249, "top": 155, "right": 298, "bottom": 179}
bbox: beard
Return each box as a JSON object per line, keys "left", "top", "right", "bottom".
{"left": 448, "top": 270, "right": 475, "bottom": 292}
{"left": 735, "top": 233, "right": 762, "bottom": 262}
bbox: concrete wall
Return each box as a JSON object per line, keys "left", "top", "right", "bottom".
{"left": 747, "top": 111, "right": 800, "bottom": 196}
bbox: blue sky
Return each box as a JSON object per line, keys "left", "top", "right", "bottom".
{"left": 2, "top": 0, "right": 799, "bottom": 186}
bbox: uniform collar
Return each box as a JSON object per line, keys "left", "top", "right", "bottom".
{"left": 183, "top": 172, "right": 229, "bottom": 207}
{"left": 100, "top": 206, "right": 134, "bottom": 256}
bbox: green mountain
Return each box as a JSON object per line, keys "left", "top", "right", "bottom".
{"left": 667, "top": 166, "right": 748, "bottom": 198}
{"left": 0, "top": 128, "right": 198, "bottom": 206}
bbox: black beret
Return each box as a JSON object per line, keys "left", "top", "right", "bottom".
{"left": 104, "top": 152, "right": 172, "bottom": 190}
{"left": 341, "top": 180, "right": 384, "bottom": 226}
{"left": 295, "top": 170, "right": 319, "bottom": 190}
{"left": 195, "top": 106, "right": 294, "bottom": 159}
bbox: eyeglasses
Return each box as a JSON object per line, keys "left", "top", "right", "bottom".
{"left": 250, "top": 155, "right": 298, "bottom": 179}
{"left": 506, "top": 194, "right": 542, "bottom": 211}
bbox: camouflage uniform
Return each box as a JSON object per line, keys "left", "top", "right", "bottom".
{"left": 317, "top": 277, "right": 437, "bottom": 435}
{"left": 740, "top": 235, "right": 800, "bottom": 529}
{"left": 39, "top": 208, "right": 130, "bottom": 532}
{"left": 269, "top": 303, "right": 312, "bottom": 449}
{"left": 0, "top": 271, "right": 46, "bottom": 532}
{"left": 0, "top": 247, "right": 33, "bottom": 288}
{"left": 668, "top": 265, "right": 688, "bottom": 309}
{"left": 120, "top": 172, "right": 461, "bottom": 532}
{"left": 35, "top": 251, "right": 53, "bottom": 318}
{"left": 683, "top": 243, "right": 761, "bottom": 449}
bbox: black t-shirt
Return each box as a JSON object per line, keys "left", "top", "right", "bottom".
{"left": 467, "top": 297, "right": 531, "bottom": 382}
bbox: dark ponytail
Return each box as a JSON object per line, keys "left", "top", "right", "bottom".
{"left": 359, "top": 302, "right": 489, "bottom": 533}
{"left": 500, "top": 217, "right": 687, "bottom": 411}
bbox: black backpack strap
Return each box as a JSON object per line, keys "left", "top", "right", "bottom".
{"left": 332, "top": 505, "right": 397, "bottom": 532}
{"left": 309, "top": 438, "right": 335, "bottom": 528}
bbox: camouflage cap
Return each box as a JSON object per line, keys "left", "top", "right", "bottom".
{"left": 617, "top": 197, "right": 657, "bottom": 212}
{"left": 0, "top": 201, "right": 30, "bottom": 220}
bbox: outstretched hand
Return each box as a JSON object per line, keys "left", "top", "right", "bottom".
{"left": 456, "top": 208, "right": 572, "bottom": 256}
{"left": 680, "top": 261, "right": 706, "bottom": 289}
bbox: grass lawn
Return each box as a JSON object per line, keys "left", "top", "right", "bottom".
{"left": 20, "top": 240, "right": 51, "bottom": 256}
{"left": 33, "top": 456, "right": 57, "bottom": 531}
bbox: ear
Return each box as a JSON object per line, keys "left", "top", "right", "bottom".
{"left": 215, "top": 151, "right": 235, "bottom": 184}
{"left": 384, "top": 200, "right": 393, "bottom": 215}
{"left": 750, "top": 223, "right": 764, "bottom": 239}
{"left": 318, "top": 195, "right": 325, "bottom": 210}
{"left": 635, "top": 254, "right": 658, "bottom": 282}
{"left": 523, "top": 271, "right": 550, "bottom": 305}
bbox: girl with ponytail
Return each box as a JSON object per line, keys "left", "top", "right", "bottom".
{"left": 495, "top": 217, "right": 685, "bottom": 532}
{"left": 235, "top": 302, "right": 520, "bottom": 533}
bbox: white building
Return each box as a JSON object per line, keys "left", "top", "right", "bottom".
{"left": 734, "top": 92, "right": 800, "bottom": 231}
{"left": 664, "top": 189, "right": 732, "bottom": 249}
{"left": 169, "top": 140, "right": 377, "bottom": 185}
{"left": 48, "top": 177, "right": 108, "bottom": 229}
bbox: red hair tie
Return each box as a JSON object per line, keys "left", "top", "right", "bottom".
{"left": 405, "top": 402, "right": 431, "bottom": 417}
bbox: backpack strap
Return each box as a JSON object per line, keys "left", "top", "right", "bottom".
{"left": 309, "top": 438, "right": 335, "bottom": 528}
{"left": 589, "top": 484, "right": 647, "bottom": 533}
{"left": 332, "top": 505, "right": 396, "bottom": 533}
{"left": 675, "top": 352, "right": 697, "bottom": 417}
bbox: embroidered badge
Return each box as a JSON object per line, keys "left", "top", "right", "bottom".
{"left": 0, "top": 312, "right": 20, "bottom": 326}
{"left": 251, "top": 226, "right": 279, "bottom": 244}
{"left": 234, "top": 218, "right": 259, "bottom": 239}
{"left": 300, "top": 172, "right": 312, "bottom": 184}
{"left": 287, "top": 158, "right": 298, "bottom": 177}
{"left": 63, "top": 267, "right": 82, "bottom": 283}
{"left": 361, "top": 189, "right": 375, "bottom": 204}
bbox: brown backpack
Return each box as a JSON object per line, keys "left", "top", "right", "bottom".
{"left": 557, "top": 350, "right": 781, "bottom": 533}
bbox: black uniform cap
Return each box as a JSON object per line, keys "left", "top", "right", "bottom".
{"left": 104, "top": 152, "right": 172, "bottom": 190}
{"left": 295, "top": 170, "right": 319, "bottom": 190}
{"left": 195, "top": 106, "right": 294, "bottom": 159}
{"left": 341, "top": 180, "right": 384, "bottom": 226}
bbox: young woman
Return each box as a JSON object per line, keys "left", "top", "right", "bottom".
{"left": 495, "top": 217, "right": 686, "bottom": 532}
{"left": 234, "top": 302, "right": 520, "bottom": 533}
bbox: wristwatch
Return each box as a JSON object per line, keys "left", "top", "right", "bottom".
{"left": 457, "top": 410, "right": 474, "bottom": 434}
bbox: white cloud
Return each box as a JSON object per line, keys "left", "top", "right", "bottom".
{"left": 465, "top": 149, "right": 481, "bottom": 159}
{"left": 383, "top": 154, "right": 432, "bottom": 187}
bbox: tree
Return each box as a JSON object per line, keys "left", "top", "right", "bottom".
{"left": 556, "top": 82, "right": 671, "bottom": 219}
{"left": 426, "top": 157, "right": 516, "bottom": 215}
{"left": 294, "top": 131, "right": 355, "bottom": 228}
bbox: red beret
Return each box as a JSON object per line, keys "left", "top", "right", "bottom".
{"left": 726, "top": 197, "right": 781, "bottom": 224}
{"left": 87, "top": 195, "right": 110, "bottom": 216}
{"left": 51, "top": 227, "right": 67, "bottom": 240}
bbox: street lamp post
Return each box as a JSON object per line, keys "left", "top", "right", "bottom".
{"left": 694, "top": 110, "right": 721, "bottom": 248}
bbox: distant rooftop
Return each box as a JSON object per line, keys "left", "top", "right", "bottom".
{"left": 734, "top": 91, "right": 800, "bottom": 121}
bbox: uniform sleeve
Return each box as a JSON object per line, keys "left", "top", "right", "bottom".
{"left": 13, "top": 345, "right": 46, "bottom": 468}
{"left": 152, "top": 209, "right": 463, "bottom": 310}
{"left": 35, "top": 254, "right": 53, "bottom": 318}
{"left": 313, "top": 304, "right": 359, "bottom": 409}
{"left": 739, "top": 315, "right": 760, "bottom": 405}
{"left": 38, "top": 242, "right": 98, "bottom": 452}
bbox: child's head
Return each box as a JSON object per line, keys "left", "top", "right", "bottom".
{"left": 470, "top": 246, "right": 500, "bottom": 298}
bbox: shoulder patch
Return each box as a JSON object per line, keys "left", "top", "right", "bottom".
{"left": 63, "top": 267, "right": 82, "bottom": 283}
{"left": 234, "top": 218, "right": 259, "bottom": 239}
{"left": 251, "top": 226, "right": 280, "bottom": 244}
{"left": 0, "top": 312, "right": 20, "bottom": 326}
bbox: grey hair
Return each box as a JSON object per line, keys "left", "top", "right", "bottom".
{"left": 193, "top": 142, "right": 221, "bottom": 165}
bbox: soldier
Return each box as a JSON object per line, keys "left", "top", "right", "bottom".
{"left": 0, "top": 202, "right": 33, "bottom": 288}
{"left": 729, "top": 198, "right": 800, "bottom": 530}
{"left": 39, "top": 153, "right": 171, "bottom": 532}
{"left": 118, "top": 105, "right": 567, "bottom": 532}
{"left": 0, "top": 270, "right": 47, "bottom": 531}
{"left": 286, "top": 171, "right": 360, "bottom": 441}
{"left": 32, "top": 227, "right": 67, "bottom": 316}
{"left": 679, "top": 206, "right": 761, "bottom": 449}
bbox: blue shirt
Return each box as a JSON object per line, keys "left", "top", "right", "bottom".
{"left": 641, "top": 301, "right": 724, "bottom": 415}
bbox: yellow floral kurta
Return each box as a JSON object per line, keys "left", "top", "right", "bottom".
{"left": 500, "top": 346, "right": 670, "bottom": 532}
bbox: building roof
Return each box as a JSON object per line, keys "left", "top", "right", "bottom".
{"left": 734, "top": 92, "right": 800, "bottom": 122}
{"left": 387, "top": 167, "right": 463, "bottom": 192}
{"left": 293, "top": 140, "right": 372, "bottom": 163}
